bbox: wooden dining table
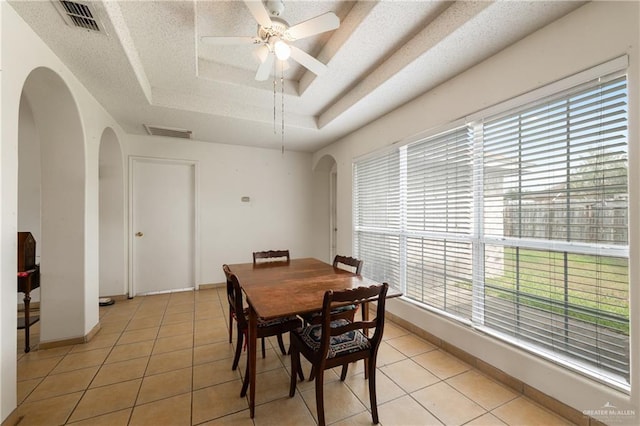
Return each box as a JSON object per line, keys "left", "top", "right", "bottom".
{"left": 226, "top": 257, "right": 401, "bottom": 418}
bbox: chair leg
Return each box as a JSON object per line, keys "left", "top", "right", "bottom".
{"left": 276, "top": 333, "right": 287, "bottom": 355}
{"left": 315, "top": 367, "right": 326, "bottom": 426}
{"left": 368, "top": 357, "right": 379, "bottom": 424}
{"left": 340, "top": 364, "right": 349, "bottom": 381}
{"left": 232, "top": 328, "right": 243, "bottom": 371}
{"left": 228, "top": 309, "right": 233, "bottom": 343}
{"left": 289, "top": 345, "right": 300, "bottom": 397}
{"left": 308, "top": 365, "right": 315, "bottom": 382}
{"left": 241, "top": 355, "right": 249, "bottom": 397}
{"left": 261, "top": 337, "right": 266, "bottom": 358}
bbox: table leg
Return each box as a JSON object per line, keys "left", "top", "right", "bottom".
{"left": 248, "top": 305, "right": 257, "bottom": 418}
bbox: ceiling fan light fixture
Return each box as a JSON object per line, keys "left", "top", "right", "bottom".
{"left": 273, "top": 39, "right": 291, "bottom": 60}
{"left": 203, "top": 1, "right": 340, "bottom": 79}
{"left": 255, "top": 45, "right": 270, "bottom": 62}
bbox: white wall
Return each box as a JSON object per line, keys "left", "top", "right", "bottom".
{"left": 23, "top": 68, "right": 89, "bottom": 347}
{"left": 127, "top": 135, "right": 316, "bottom": 286}
{"left": 99, "top": 128, "right": 126, "bottom": 298}
{"left": 17, "top": 94, "right": 41, "bottom": 304}
{"left": 313, "top": 1, "right": 639, "bottom": 421}
{"left": 17, "top": 96, "right": 42, "bottom": 246}
{"left": 1, "top": 3, "right": 127, "bottom": 420}
{"left": 1, "top": 0, "right": 636, "bottom": 423}
{"left": 0, "top": 0, "right": 8, "bottom": 419}
{"left": 1, "top": 2, "right": 315, "bottom": 420}
{"left": 310, "top": 155, "right": 336, "bottom": 263}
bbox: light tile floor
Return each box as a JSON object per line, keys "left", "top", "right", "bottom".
{"left": 9, "top": 288, "right": 576, "bottom": 425}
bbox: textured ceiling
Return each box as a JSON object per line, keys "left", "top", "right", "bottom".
{"left": 9, "top": 0, "right": 584, "bottom": 152}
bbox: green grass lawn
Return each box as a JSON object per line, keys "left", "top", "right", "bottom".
{"left": 485, "top": 247, "right": 629, "bottom": 334}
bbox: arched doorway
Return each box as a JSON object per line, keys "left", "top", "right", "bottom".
{"left": 312, "top": 155, "right": 338, "bottom": 262}
{"left": 19, "top": 67, "right": 87, "bottom": 345}
{"left": 99, "top": 129, "right": 126, "bottom": 299}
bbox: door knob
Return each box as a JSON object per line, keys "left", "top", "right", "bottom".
{"left": 135, "top": 232, "right": 144, "bottom": 237}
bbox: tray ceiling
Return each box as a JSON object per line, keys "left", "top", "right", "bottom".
{"left": 9, "top": 0, "right": 584, "bottom": 152}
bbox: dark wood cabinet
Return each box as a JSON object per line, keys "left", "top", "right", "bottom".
{"left": 17, "top": 232, "right": 40, "bottom": 352}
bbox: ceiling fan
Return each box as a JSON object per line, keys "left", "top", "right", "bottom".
{"left": 201, "top": 0, "right": 340, "bottom": 81}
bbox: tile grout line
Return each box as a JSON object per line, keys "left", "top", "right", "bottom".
{"left": 49, "top": 304, "right": 124, "bottom": 424}
{"left": 13, "top": 289, "right": 577, "bottom": 426}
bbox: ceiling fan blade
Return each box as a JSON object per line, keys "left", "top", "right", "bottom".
{"left": 200, "top": 36, "right": 258, "bottom": 46}
{"left": 289, "top": 45, "right": 327, "bottom": 76}
{"left": 285, "top": 12, "right": 339, "bottom": 40}
{"left": 255, "top": 52, "right": 275, "bottom": 81}
{"left": 244, "top": 0, "right": 273, "bottom": 28}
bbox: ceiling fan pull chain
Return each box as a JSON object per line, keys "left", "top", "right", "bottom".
{"left": 273, "top": 60, "right": 277, "bottom": 135}
{"left": 281, "top": 61, "right": 285, "bottom": 155}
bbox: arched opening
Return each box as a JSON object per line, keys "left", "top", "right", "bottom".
{"left": 99, "top": 128, "right": 126, "bottom": 299}
{"left": 19, "top": 67, "right": 87, "bottom": 345}
{"left": 311, "top": 154, "right": 338, "bottom": 262}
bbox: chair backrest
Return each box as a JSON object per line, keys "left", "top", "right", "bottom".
{"left": 222, "top": 264, "right": 247, "bottom": 329}
{"left": 333, "top": 255, "right": 363, "bottom": 275}
{"left": 253, "top": 250, "right": 290, "bottom": 264}
{"left": 318, "top": 283, "right": 388, "bottom": 361}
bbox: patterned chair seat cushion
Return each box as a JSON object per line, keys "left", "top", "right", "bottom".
{"left": 297, "top": 319, "right": 371, "bottom": 359}
{"left": 258, "top": 316, "right": 300, "bottom": 327}
{"left": 240, "top": 308, "right": 299, "bottom": 328}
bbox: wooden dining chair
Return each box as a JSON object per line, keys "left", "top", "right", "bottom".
{"left": 333, "top": 255, "right": 363, "bottom": 274}
{"left": 302, "top": 255, "right": 363, "bottom": 325}
{"left": 252, "top": 249, "right": 290, "bottom": 264}
{"left": 223, "top": 264, "right": 301, "bottom": 371}
{"left": 289, "top": 283, "right": 389, "bottom": 426}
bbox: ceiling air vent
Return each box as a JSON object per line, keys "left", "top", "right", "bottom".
{"left": 53, "top": 0, "right": 103, "bottom": 33}
{"left": 144, "top": 125, "right": 193, "bottom": 139}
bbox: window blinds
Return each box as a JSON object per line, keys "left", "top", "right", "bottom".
{"left": 352, "top": 69, "right": 629, "bottom": 387}
{"left": 353, "top": 149, "right": 401, "bottom": 287}
{"left": 405, "top": 127, "right": 474, "bottom": 318}
{"left": 481, "top": 75, "right": 629, "bottom": 381}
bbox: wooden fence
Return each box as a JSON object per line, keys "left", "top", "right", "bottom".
{"left": 503, "top": 201, "right": 628, "bottom": 243}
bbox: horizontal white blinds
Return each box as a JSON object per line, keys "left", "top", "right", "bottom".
{"left": 406, "top": 238, "right": 473, "bottom": 318}
{"left": 354, "top": 149, "right": 401, "bottom": 287}
{"left": 482, "top": 75, "right": 629, "bottom": 381}
{"left": 352, "top": 67, "right": 629, "bottom": 387}
{"left": 407, "top": 127, "right": 473, "bottom": 235}
{"left": 483, "top": 76, "right": 628, "bottom": 245}
{"left": 484, "top": 247, "right": 629, "bottom": 377}
{"left": 405, "top": 127, "right": 474, "bottom": 317}
{"left": 354, "top": 232, "right": 401, "bottom": 291}
{"left": 353, "top": 150, "right": 400, "bottom": 231}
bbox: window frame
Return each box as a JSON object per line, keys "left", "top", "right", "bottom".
{"left": 352, "top": 56, "right": 630, "bottom": 392}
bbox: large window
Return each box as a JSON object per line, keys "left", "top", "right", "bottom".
{"left": 353, "top": 66, "right": 629, "bottom": 387}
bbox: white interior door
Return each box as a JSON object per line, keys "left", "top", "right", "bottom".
{"left": 131, "top": 158, "right": 196, "bottom": 295}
